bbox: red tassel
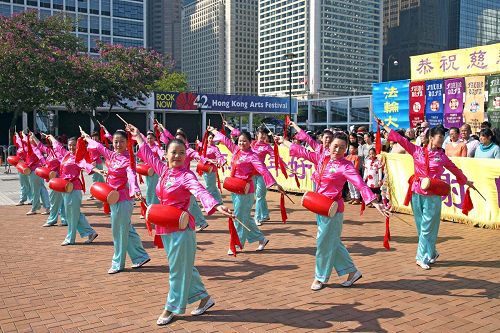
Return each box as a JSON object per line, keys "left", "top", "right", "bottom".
{"left": 228, "top": 217, "right": 242, "bottom": 256}
{"left": 103, "top": 202, "right": 110, "bottom": 215}
{"left": 153, "top": 233, "right": 164, "bottom": 249}
{"left": 138, "top": 173, "right": 144, "bottom": 184}
{"left": 280, "top": 193, "right": 287, "bottom": 223}
{"left": 279, "top": 159, "right": 288, "bottom": 179}
{"left": 462, "top": 187, "right": 474, "bottom": 216}
{"left": 294, "top": 174, "right": 300, "bottom": 188}
{"left": 75, "top": 137, "right": 87, "bottom": 163}
{"left": 273, "top": 140, "right": 280, "bottom": 177}
{"left": 383, "top": 216, "right": 390, "bottom": 250}
{"left": 127, "top": 132, "right": 136, "bottom": 170}
{"left": 201, "top": 131, "right": 209, "bottom": 157}
{"left": 404, "top": 175, "right": 415, "bottom": 206}
{"left": 216, "top": 167, "right": 222, "bottom": 193}
{"left": 360, "top": 201, "right": 366, "bottom": 216}
{"left": 13, "top": 133, "right": 19, "bottom": 148}
{"left": 220, "top": 125, "right": 226, "bottom": 136}
{"left": 154, "top": 120, "right": 161, "bottom": 143}
{"left": 375, "top": 124, "right": 382, "bottom": 154}
{"left": 284, "top": 115, "right": 290, "bottom": 140}
{"left": 20, "top": 131, "right": 26, "bottom": 153}
{"left": 99, "top": 127, "right": 109, "bottom": 148}
{"left": 80, "top": 170, "right": 86, "bottom": 193}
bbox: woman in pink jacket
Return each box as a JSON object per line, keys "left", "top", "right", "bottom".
{"left": 128, "top": 124, "right": 232, "bottom": 326}
{"left": 47, "top": 135, "right": 98, "bottom": 246}
{"left": 82, "top": 129, "right": 150, "bottom": 274}
{"left": 208, "top": 126, "right": 285, "bottom": 255}
{"left": 282, "top": 131, "right": 389, "bottom": 291}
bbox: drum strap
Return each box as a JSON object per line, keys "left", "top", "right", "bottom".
{"left": 230, "top": 151, "right": 241, "bottom": 177}
{"left": 316, "top": 156, "right": 331, "bottom": 191}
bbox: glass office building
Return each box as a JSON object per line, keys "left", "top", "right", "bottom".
{"left": 383, "top": 0, "right": 500, "bottom": 81}
{"left": 0, "top": 0, "right": 146, "bottom": 53}
{"left": 258, "top": 0, "right": 382, "bottom": 98}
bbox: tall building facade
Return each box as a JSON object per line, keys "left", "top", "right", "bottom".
{"left": 181, "top": 0, "right": 258, "bottom": 95}
{"left": 0, "top": 0, "right": 146, "bottom": 53}
{"left": 258, "top": 0, "right": 382, "bottom": 98}
{"left": 147, "top": 0, "right": 182, "bottom": 71}
{"left": 383, "top": 0, "right": 500, "bottom": 81}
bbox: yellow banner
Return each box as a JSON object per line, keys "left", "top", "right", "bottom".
{"left": 464, "top": 76, "right": 486, "bottom": 133}
{"left": 218, "top": 145, "right": 315, "bottom": 193}
{"left": 410, "top": 43, "right": 500, "bottom": 81}
{"left": 216, "top": 146, "right": 500, "bottom": 228}
{"left": 385, "top": 153, "right": 500, "bottom": 229}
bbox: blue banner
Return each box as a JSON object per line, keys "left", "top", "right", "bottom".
{"left": 154, "top": 92, "right": 297, "bottom": 114}
{"left": 372, "top": 80, "right": 410, "bottom": 129}
{"left": 425, "top": 79, "right": 444, "bottom": 127}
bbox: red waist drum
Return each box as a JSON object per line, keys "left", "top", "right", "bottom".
{"left": 301, "top": 191, "right": 338, "bottom": 217}
{"left": 223, "top": 176, "right": 250, "bottom": 194}
{"left": 7, "top": 156, "right": 20, "bottom": 166}
{"left": 420, "top": 177, "right": 451, "bottom": 196}
{"left": 49, "top": 178, "right": 74, "bottom": 193}
{"left": 35, "top": 166, "right": 56, "bottom": 181}
{"left": 16, "top": 161, "right": 31, "bottom": 175}
{"left": 146, "top": 204, "right": 189, "bottom": 230}
{"left": 136, "top": 163, "right": 154, "bottom": 177}
{"left": 90, "top": 182, "right": 120, "bottom": 204}
{"left": 196, "top": 161, "right": 214, "bottom": 174}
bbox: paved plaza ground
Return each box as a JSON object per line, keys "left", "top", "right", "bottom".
{"left": 0, "top": 169, "right": 499, "bottom": 332}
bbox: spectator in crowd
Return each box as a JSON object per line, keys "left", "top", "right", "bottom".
{"left": 445, "top": 127, "right": 467, "bottom": 157}
{"left": 405, "top": 128, "right": 416, "bottom": 143}
{"left": 474, "top": 128, "right": 499, "bottom": 159}
{"left": 415, "top": 121, "right": 429, "bottom": 146}
{"left": 481, "top": 121, "right": 492, "bottom": 130}
{"left": 389, "top": 129, "right": 408, "bottom": 154}
{"left": 363, "top": 148, "right": 383, "bottom": 206}
{"left": 345, "top": 142, "right": 361, "bottom": 205}
{"left": 460, "top": 124, "right": 480, "bottom": 157}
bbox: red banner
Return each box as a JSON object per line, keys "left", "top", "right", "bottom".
{"left": 409, "top": 81, "right": 426, "bottom": 128}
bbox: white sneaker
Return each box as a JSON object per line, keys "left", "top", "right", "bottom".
{"left": 15, "top": 201, "right": 25, "bottom": 206}
{"left": 40, "top": 208, "right": 50, "bottom": 215}
{"left": 416, "top": 260, "right": 430, "bottom": 270}
{"left": 429, "top": 252, "right": 440, "bottom": 264}
{"left": 227, "top": 249, "right": 235, "bottom": 256}
{"left": 256, "top": 220, "right": 262, "bottom": 226}
{"left": 131, "top": 258, "right": 150, "bottom": 269}
{"left": 256, "top": 238, "right": 269, "bottom": 251}
{"left": 26, "top": 210, "right": 37, "bottom": 215}
{"left": 84, "top": 233, "right": 98, "bottom": 244}
{"left": 191, "top": 297, "right": 215, "bottom": 316}
{"left": 340, "top": 270, "right": 363, "bottom": 287}
{"left": 60, "top": 240, "right": 71, "bottom": 246}
{"left": 311, "top": 280, "right": 323, "bottom": 291}
{"left": 107, "top": 267, "right": 121, "bottom": 274}
{"left": 195, "top": 223, "right": 209, "bottom": 232}
{"left": 156, "top": 312, "right": 175, "bottom": 326}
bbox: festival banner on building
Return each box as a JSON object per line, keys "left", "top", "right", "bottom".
{"left": 410, "top": 42, "right": 500, "bottom": 81}
{"left": 372, "top": 80, "right": 410, "bottom": 129}
{"left": 425, "top": 80, "right": 444, "bottom": 127}
{"left": 154, "top": 91, "right": 297, "bottom": 114}
{"left": 409, "top": 81, "right": 426, "bottom": 128}
{"left": 487, "top": 74, "right": 500, "bottom": 129}
{"left": 464, "top": 76, "right": 485, "bottom": 133}
{"left": 385, "top": 153, "right": 500, "bottom": 229}
{"left": 443, "top": 78, "right": 464, "bottom": 128}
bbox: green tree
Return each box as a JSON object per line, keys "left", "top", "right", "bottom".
{"left": 0, "top": 11, "right": 81, "bottom": 131}
{"left": 150, "top": 71, "right": 189, "bottom": 92}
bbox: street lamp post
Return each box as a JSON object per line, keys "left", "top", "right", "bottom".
{"left": 386, "top": 54, "right": 399, "bottom": 81}
{"left": 284, "top": 52, "right": 297, "bottom": 136}
{"left": 197, "top": 86, "right": 202, "bottom": 137}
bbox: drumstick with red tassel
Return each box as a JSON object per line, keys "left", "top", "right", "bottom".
{"left": 116, "top": 114, "right": 128, "bottom": 125}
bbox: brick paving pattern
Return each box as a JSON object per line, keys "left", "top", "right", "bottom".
{"left": 0, "top": 188, "right": 499, "bottom": 332}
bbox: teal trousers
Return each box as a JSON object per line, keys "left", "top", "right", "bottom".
{"left": 45, "top": 189, "right": 66, "bottom": 225}
{"left": 231, "top": 193, "right": 265, "bottom": 247}
{"left": 28, "top": 172, "right": 49, "bottom": 211}
{"left": 19, "top": 173, "right": 33, "bottom": 203}
{"left": 315, "top": 213, "right": 357, "bottom": 283}
{"left": 189, "top": 195, "right": 207, "bottom": 227}
{"left": 63, "top": 190, "right": 95, "bottom": 244}
{"left": 253, "top": 175, "right": 269, "bottom": 222}
{"left": 161, "top": 230, "right": 208, "bottom": 315}
{"left": 411, "top": 193, "right": 441, "bottom": 264}
{"left": 109, "top": 200, "right": 150, "bottom": 270}
{"left": 145, "top": 173, "right": 160, "bottom": 205}
{"left": 202, "top": 172, "right": 222, "bottom": 205}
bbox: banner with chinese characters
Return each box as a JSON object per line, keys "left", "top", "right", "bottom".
{"left": 410, "top": 42, "right": 500, "bottom": 81}
{"left": 372, "top": 80, "right": 410, "bottom": 129}
{"left": 425, "top": 80, "right": 444, "bottom": 127}
{"left": 385, "top": 153, "right": 500, "bottom": 229}
{"left": 443, "top": 78, "right": 464, "bottom": 128}
{"left": 487, "top": 74, "right": 500, "bottom": 129}
{"left": 409, "top": 81, "right": 426, "bottom": 128}
{"left": 218, "top": 145, "right": 314, "bottom": 193}
{"left": 464, "top": 76, "right": 485, "bottom": 133}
